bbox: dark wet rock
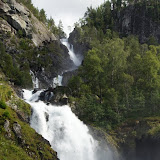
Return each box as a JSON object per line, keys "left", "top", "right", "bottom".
{"left": 44, "top": 112, "right": 49, "bottom": 122}
{"left": 134, "top": 135, "right": 160, "bottom": 160}
{"left": 88, "top": 126, "right": 121, "bottom": 160}
{"left": 114, "top": 118, "right": 160, "bottom": 160}
{"left": 39, "top": 86, "right": 70, "bottom": 106}
{"left": 39, "top": 88, "right": 54, "bottom": 102}
{"left": 30, "top": 41, "right": 75, "bottom": 89}
{"left": 60, "top": 94, "right": 68, "bottom": 105}
{"left": 62, "top": 69, "right": 78, "bottom": 86}
{"left": 114, "top": 5, "right": 160, "bottom": 43}
{"left": 32, "top": 88, "right": 40, "bottom": 94}
{"left": 69, "top": 28, "right": 89, "bottom": 57}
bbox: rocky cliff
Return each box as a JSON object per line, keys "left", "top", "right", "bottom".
{"left": 68, "top": 28, "right": 89, "bottom": 59}
{"left": 115, "top": 4, "right": 160, "bottom": 44}
{"left": 0, "top": 0, "right": 56, "bottom": 46}
{"left": 69, "top": 3, "right": 160, "bottom": 58}
{"left": 0, "top": 0, "right": 74, "bottom": 88}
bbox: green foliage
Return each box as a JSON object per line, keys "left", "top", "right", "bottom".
{"left": 76, "top": 94, "right": 105, "bottom": 126}
{"left": 2, "top": 111, "right": 10, "bottom": 119}
{"left": 17, "top": 29, "right": 24, "bottom": 38}
{"left": 0, "top": 40, "right": 32, "bottom": 88}
{"left": 0, "top": 81, "right": 13, "bottom": 101}
{"left": 0, "top": 101, "right": 7, "bottom": 109}
{"left": 0, "top": 78, "right": 57, "bottom": 160}
{"left": 69, "top": 33, "right": 160, "bottom": 129}
{"left": 0, "top": 136, "right": 32, "bottom": 160}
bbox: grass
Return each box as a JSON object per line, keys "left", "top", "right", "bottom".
{"left": 0, "top": 73, "right": 57, "bottom": 160}
{"left": 0, "top": 81, "right": 13, "bottom": 101}
{"left": 0, "top": 136, "right": 32, "bottom": 160}
{"left": 0, "top": 101, "right": 7, "bottom": 109}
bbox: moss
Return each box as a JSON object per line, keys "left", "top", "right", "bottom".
{"left": 0, "top": 136, "right": 32, "bottom": 160}
{"left": 15, "top": 99, "right": 31, "bottom": 116}
{"left": 2, "top": 111, "right": 10, "bottom": 119}
{"left": 0, "top": 81, "right": 13, "bottom": 101}
{"left": 0, "top": 101, "right": 7, "bottom": 109}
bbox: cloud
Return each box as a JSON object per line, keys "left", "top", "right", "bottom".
{"left": 32, "top": 0, "right": 105, "bottom": 36}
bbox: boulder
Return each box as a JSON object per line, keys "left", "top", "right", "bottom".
{"left": 39, "top": 86, "right": 70, "bottom": 106}
{"left": 4, "top": 120, "right": 11, "bottom": 138}
{"left": 13, "top": 122, "right": 24, "bottom": 144}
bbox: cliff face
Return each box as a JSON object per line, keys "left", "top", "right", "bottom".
{"left": 116, "top": 5, "right": 160, "bottom": 43}
{"left": 68, "top": 28, "right": 88, "bottom": 59}
{"left": 0, "top": 0, "right": 74, "bottom": 88}
{"left": 0, "top": 0, "right": 56, "bottom": 46}
{"left": 69, "top": 4, "right": 160, "bottom": 58}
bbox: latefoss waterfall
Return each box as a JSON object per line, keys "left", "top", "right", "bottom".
{"left": 23, "top": 39, "right": 116, "bottom": 160}
{"left": 61, "top": 39, "right": 82, "bottom": 67}
{"left": 23, "top": 90, "right": 115, "bottom": 160}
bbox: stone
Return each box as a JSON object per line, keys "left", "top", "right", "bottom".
{"left": 4, "top": 120, "right": 11, "bottom": 138}
{"left": 60, "top": 94, "right": 68, "bottom": 105}
{"left": 32, "top": 88, "right": 40, "bottom": 94}
{"left": 62, "top": 69, "right": 78, "bottom": 86}
{"left": 13, "top": 122, "right": 21, "bottom": 138}
{"left": 13, "top": 122, "right": 23, "bottom": 144}
{"left": 44, "top": 112, "right": 49, "bottom": 122}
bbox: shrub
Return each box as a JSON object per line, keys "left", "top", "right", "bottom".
{"left": 2, "top": 111, "right": 10, "bottom": 119}
{"left": 0, "top": 101, "right": 7, "bottom": 109}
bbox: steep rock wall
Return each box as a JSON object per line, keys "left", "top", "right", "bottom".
{"left": 0, "top": 0, "right": 56, "bottom": 46}
{"left": 115, "top": 5, "right": 160, "bottom": 43}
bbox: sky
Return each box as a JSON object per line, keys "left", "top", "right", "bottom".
{"left": 32, "top": 0, "right": 105, "bottom": 36}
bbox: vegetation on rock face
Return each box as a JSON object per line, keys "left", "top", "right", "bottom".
{"left": 0, "top": 73, "right": 58, "bottom": 160}
{"left": 82, "top": 0, "right": 160, "bottom": 33}
{"left": 0, "top": 40, "right": 32, "bottom": 88}
{"left": 68, "top": 0, "right": 160, "bottom": 130}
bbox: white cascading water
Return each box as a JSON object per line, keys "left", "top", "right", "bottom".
{"left": 23, "top": 90, "right": 115, "bottom": 160}
{"left": 24, "top": 40, "right": 116, "bottom": 160}
{"left": 30, "top": 70, "right": 39, "bottom": 88}
{"left": 53, "top": 75, "right": 63, "bottom": 88}
{"left": 61, "top": 39, "right": 82, "bottom": 67}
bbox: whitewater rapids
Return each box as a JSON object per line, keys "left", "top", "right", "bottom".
{"left": 23, "top": 90, "right": 115, "bottom": 160}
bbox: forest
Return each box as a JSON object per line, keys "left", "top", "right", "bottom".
{"left": 68, "top": 0, "right": 160, "bottom": 129}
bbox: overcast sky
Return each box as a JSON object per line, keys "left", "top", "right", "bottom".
{"left": 32, "top": 0, "right": 105, "bottom": 36}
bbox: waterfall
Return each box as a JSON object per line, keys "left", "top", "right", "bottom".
{"left": 25, "top": 37, "right": 117, "bottom": 160}
{"left": 30, "top": 70, "right": 39, "bottom": 88}
{"left": 53, "top": 75, "right": 63, "bottom": 88}
{"left": 61, "top": 39, "right": 82, "bottom": 67}
{"left": 23, "top": 90, "right": 116, "bottom": 160}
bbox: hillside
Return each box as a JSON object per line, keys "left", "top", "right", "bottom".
{"left": 0, "top": 0, "right": 72, "bottom": 159}
{"left": 0, "top": 0, "right": 74, "bottom": 88}
{"left": 67, "top": 1, "right": 160, "bottom": 159}
{"left": 0, "top": 71, "right": 59, "bottom": 160}
{"left": 1, "top": 0, "right": 160, "bottom": 159}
